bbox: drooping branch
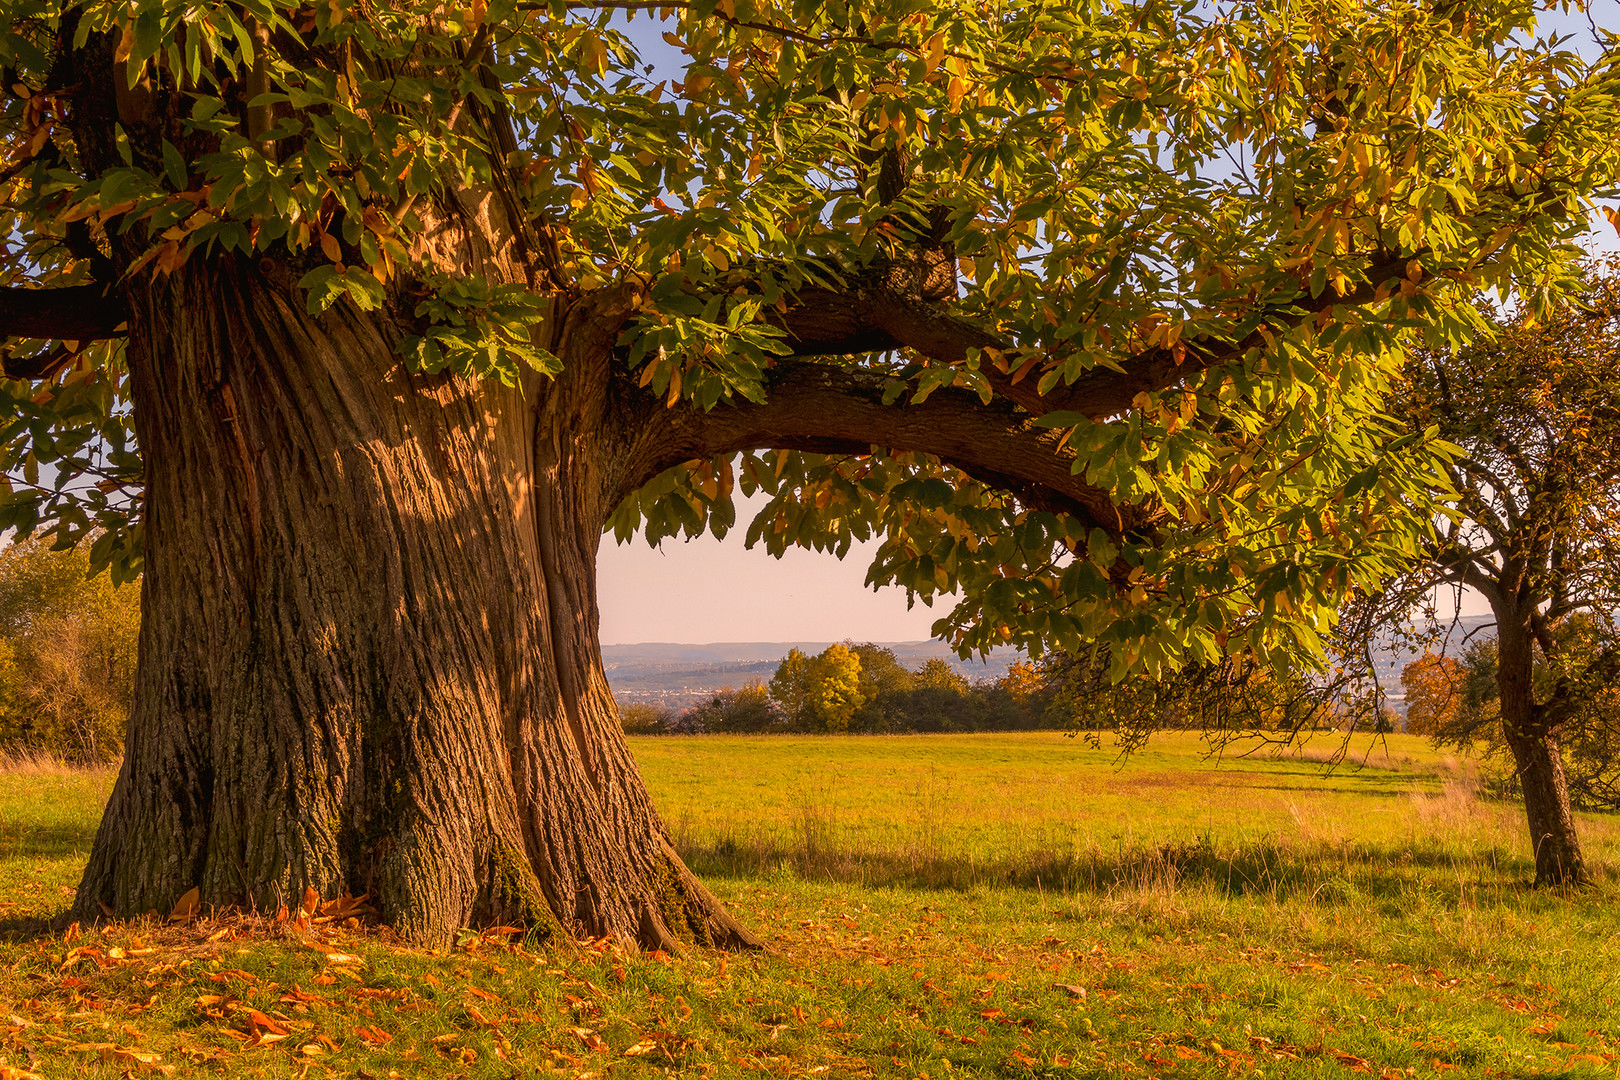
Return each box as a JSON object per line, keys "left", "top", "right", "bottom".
{"left": 624, "top": 358, "right": 1159, "bottom": 539}
{"left": 0, "top": 282, "right": 129, "bottom": 360}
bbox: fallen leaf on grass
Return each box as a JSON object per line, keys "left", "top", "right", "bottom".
{"left": 0, "top": 1068, "right": 45, "bottom": 1080}
{"left": 169, "top": 887, "right": 201, "bottom": 923}
{"left": 315, "top": 894, "right": 373, "bottom": 922}
{"left": 465, "top": 1004, "right": 500, "bottom": 1030}
{"left": 354, "top": 1025, "right": 393, "bottom": 1047}
{"left": 1051, "top": 983, "right": 1087, "bottom": 999}
{"left": 571, "top": 1027, "right": 607, "bottom": 1052}
{"left": 622, "top": 1042, "right": 657, "bottom": 1057}
{"left": 59, "top": 1041, "right": 164, "bottom": 1068}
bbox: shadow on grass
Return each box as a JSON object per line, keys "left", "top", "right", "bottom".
{"left": 0, "top": 821, "right": 98, "bottom": 860}
{"left": 674, "top": 828, "right": 1547, "bottom": 905}
{"left": 0, "top": 912, "right": 65, "bottom": 942}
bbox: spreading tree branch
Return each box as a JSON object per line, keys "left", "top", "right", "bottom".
{"left": 767, "top": 255, "right": 1414, "bottom": 421}
{"left": 0, "top": 282, "right": 128, "bottom": 360}
{"left": 626, "top": 358, "right": 1156, "bottom": 538}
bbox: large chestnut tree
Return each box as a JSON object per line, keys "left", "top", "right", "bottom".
{"left": 0, "top": 0, "right": 1614, "bottom": 947}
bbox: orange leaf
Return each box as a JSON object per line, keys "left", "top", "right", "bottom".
{"left": 113, "top": 20, "right": 135, "bottom": 63}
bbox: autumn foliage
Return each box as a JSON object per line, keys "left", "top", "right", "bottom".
{"left": 1400, "top": 653, "right": 1464, "bottom": 738}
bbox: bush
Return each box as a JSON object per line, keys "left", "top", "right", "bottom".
{"left": 685, "top": 683, "right": 777, "bottom": 733}
{"left": 620, "top": 703, "right": 679, "bottom": 735}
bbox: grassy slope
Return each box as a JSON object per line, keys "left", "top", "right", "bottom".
{"left": 2, "top": 733, "right": 1618, "bottom": 1079}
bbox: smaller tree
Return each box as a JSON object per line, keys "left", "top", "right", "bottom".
{"left": 767, "top": 649, "right": 813, "bottom": 728}
{"left": 801, "top": 645, "right": 867, "bottom": 733}
{"left": 846, "top": 643, "right": 916, "bottom": 732}
{"left": 0, "top": 537, "right": 140, "bottom": 762}
{"left": 1401, "top": 653, "right": 1466, "bottom": 737}
{"left": 1360, "top": 262, "right": 1620, "bottom": 883}
{"left": 997, "top": 661, "right": 1046, "bottom": 707}
{"left": 768, "top": 645, "right": 866, "bottom": 732}
{"left": 913, "top": 659, "right": 971, "bottom": 696}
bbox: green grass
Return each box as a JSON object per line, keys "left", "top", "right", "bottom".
{"left": 3, "top": 732, "right": 1620, "bottom": 1079}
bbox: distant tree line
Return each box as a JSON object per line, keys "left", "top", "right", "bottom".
{"left": 620, "top": 642, "right": 1055, "bottom": 735}
{"left": 618, "top": 642, "right": 1384, "bottom": 738}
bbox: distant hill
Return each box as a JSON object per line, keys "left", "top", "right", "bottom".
{"left": 1367, "top": 613, "right": 1496, "bottom": 715}
{"left": 603, "top": 640, "right": 1016, "bottom": 708}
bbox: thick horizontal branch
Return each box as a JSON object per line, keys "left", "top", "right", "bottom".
{"left": 770, "top": 256, "right": 1413, "bottom": 422}
{"left": 0, "top": 282, "right": 129, "bottom": 360}
{"left": 625, "top": 359, "right": 1159, "bottom": 539}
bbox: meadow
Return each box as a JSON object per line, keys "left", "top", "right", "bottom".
{"left": 2, "top": 732, "right": 1619, "bottom": 1079}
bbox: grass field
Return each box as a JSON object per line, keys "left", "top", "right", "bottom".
{"left": 3, "top": 732, "right": 1620, "bottom": 1079}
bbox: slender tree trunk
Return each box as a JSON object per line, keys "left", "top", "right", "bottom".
{"left": 1495, "top": 622, "right": 1588, "bottom": 886}
{"left": 71, "top": 258, "right": 759, "bottom": 950}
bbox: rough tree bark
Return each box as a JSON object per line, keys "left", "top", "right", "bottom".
{"left": 69, "top": 258, "right": 764, "bottom": 950}
{"left": 1494, "top": 619, "right": 1588, "bottom": 886}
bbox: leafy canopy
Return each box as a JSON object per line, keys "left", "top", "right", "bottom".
{"left": 2, "top": 0, "right": 1617, "bottom": 674}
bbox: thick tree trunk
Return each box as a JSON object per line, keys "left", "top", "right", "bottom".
{"left": 71, "top": 259, "right": 759, "bottom": 950}
{"left": 1496, "top": 623, "right": 1588, "bottom": 886}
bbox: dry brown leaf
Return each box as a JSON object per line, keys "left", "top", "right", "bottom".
{"left": 169, "top": 886, "right": 201, "bottom": 923}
